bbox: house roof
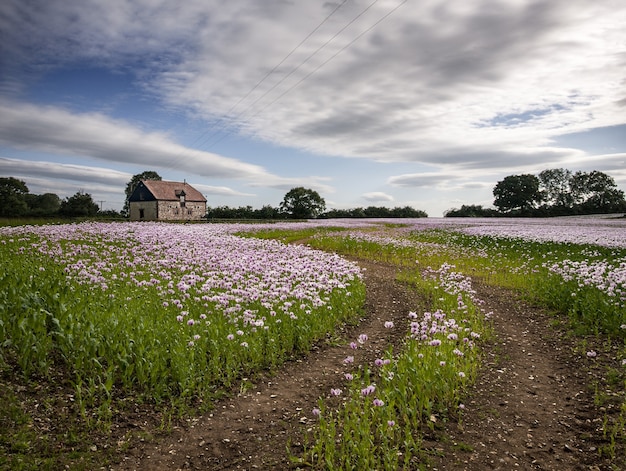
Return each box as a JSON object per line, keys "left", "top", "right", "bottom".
{"left": 140, "top": 180, "right": 207, "bottom": 202}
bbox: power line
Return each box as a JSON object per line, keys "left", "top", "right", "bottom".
{"left": 164, "top": 0, "right": 349, "bottom": 170}
{"left": 207, "top": 0, "right": 408, "bottom": 150}
{"left": 164, "top": 0, "right": 409, "bottom": 174}
{"left": 222, "top": 0, "right": 381, "bottom": 127}
{"left": 256, "top": 0, "right": 409, "bottom": 116}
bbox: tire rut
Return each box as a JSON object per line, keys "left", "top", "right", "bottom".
{"left": 115, "top": 259, "right": 420, "bottom": 470}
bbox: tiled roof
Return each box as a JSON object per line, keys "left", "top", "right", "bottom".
{"left": 142, "top": 180, "right": 207, "bottom": 202}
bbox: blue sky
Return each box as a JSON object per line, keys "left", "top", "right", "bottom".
{"left": 1, "top": 0, "right": 625, "bottom": 216}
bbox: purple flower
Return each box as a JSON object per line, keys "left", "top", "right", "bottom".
{"left": 387, "top": 420, "right": 396, "bottom": 427}
{"left": 458, "top": 371, "right": 466, "bottom": 378}
{"left": 345, "top": 373, "right": 354, "bottom": 380}
{"left": 358, "top": 334, "right": 368, "bottom": 344}
{"left": 343, "top": 356, "right": 354, "bottom": 364}
{"left": 361, "top": 384, "right": 376, "bottom": 396}
{"left": 330, "top": 388, "right": 342, "bottom": 396}
{"left": 586, "top": 350, "right": 597, "bottom": 358}
{"left": 372, "top": 398, "right": 384, "bottom": 407}
{"left": 384, "top": 321, "right": 394, "bottom": 329}
{"left": 350, "top": 342, "right": 358, "bottom": 349}
{"left": 312, "top": 408, "right": 321, "bottom": 417}
{"left": 375, "top": 358, "right": 384, "bottom": 367}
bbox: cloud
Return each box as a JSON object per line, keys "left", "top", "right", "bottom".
{"left": 192, "top": 184, "right": 254, "bottom": 198}
{"left": 146, "top": 0, "right": 626, "bottom": 173}
{"left": 0, "top": 157, "right": 130, "bottom": 186}
{"left": 388, "top": 173, "right": 456, "bottom": 189}
{"left": 361, "top": 191, "right": 394, "bottom": 203}
{"left": 0, "top": 100, "right": 281, "bottom": 183}
{"left": 0, "top": 156, "right": 256, "bottom": 208}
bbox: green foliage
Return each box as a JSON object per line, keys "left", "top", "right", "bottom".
{"left": 207, "top": 204, "right": 280, "bottom": 219}
{"left": 323, "top": 205, "right": 428, "bottom": 218}
{"left": 493, "top": 174, "right": 542, "bottom": 213}
{"left": 0, "top": 177, "right": 29, "bottom": 217}
{"left": 58, "top": 192, "right": 99, "bottom": 217}
{"left": 280, "top": 187, "right": 326, "bottom": 219}
{"left": 490, "top": 168, "right": 626, "bottom": 216}
{"left": 24, "top": 193, "right": 61, "bottom": 216}
{"left": 444, "top": 204, "right": 499, "bottom": 217}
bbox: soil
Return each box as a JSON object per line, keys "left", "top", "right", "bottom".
{"left": 112, "top": 257, "right": 624, "bottom": 471}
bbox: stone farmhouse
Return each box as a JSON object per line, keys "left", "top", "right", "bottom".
{"left": 128, "top": 180, "right": 207, "bottom": 221}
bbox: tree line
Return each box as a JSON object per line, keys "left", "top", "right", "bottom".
{"left": 207, "top": 188, "right": 427, "bottom": 219}
{"left": 1, "top": 174, "right": 428, "bottom": 220}
{"left": 0, "top": 177, "right": 121, "bottom": 218}
{"left": 446, "top": 169, "right": 626, "bottom": 217}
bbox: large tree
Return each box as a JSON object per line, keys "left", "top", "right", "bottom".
{"left": 59, "top": 191, "right": 100, "bottom": 217}
{"left": 279, "top": 187, "right": 326, "bottom": 219}
{"left": 493, "top": 174, "right": 542, "bottom": 213}
{"left": 0, "top": 177, "right": 29, "bottom": 217}
{"left": 122, "top": 171, "right": 162, "bottom": 217}
{"left": 25, "top": 193, "right": 61, "bottom": 216}
{"left": 571, "top": 170, "right": 626, "bottom": 213}
{"left": 538, "top": 168, "right": 574, "bottom": 208}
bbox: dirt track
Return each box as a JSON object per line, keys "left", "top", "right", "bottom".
{"left": 115, "top": 259, "right": 622, "bottom": 470}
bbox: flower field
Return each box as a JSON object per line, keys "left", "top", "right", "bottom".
{"left": 0, "top": 222, "right": 364, "bottom": 425}
{"left": 1, "top": 216, "right": 625, "bottom": 469}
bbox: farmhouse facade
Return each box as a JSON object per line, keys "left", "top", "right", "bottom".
{"left": 128, "top": 180, "right": 207, "bottom": 221}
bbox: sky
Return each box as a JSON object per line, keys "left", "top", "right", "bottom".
{"left": 1, "top": 0, "right": 625, "bottom": 217}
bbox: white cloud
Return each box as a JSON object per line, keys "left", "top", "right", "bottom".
{"left": 192, "top": 184, "right": 254, "bottom": 198}
{"left": 0, "top": 157, "right": 130, "bottom": 186}
{"left": 362, "top": 191, "right": 394, "bottom": 203}
{"left": 0, "top": 100, "right": 282, "bottom": 183}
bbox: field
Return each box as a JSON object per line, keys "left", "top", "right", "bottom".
{"left": 1, "top": 217, "right": 625, "bottom": 469}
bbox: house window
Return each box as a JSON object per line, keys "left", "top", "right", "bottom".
{"left": 139, "top": 208, "right": 145, "bottom": 219}
{"left": 188, "top": 209, "right": 193, "bottom": 215}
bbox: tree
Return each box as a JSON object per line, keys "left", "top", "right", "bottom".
{"left": 25, "top": 193, "right": 61, "bottom": 216}
{"left": 59, "top": 191, "right": 100, "bottom": 217}
{"left": 0, "top": 177, "right": 29, "bottom": 217}
{"left": 122, "top": 171, "right": 162, "bottom": 217}
{"left": 493, "top": 174, "right": 542, "bottom": 213}
{"left": 538, "top": 168, "right": 574, "bottom": 208}
{"left": 279, "top": 187, "right": 326, "bottom": 219}
{"left": 445, "top": 205, "right": 499, "bottom": 217}
{"left": 570, "top": 170, "right": 626, "bottom": 213}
